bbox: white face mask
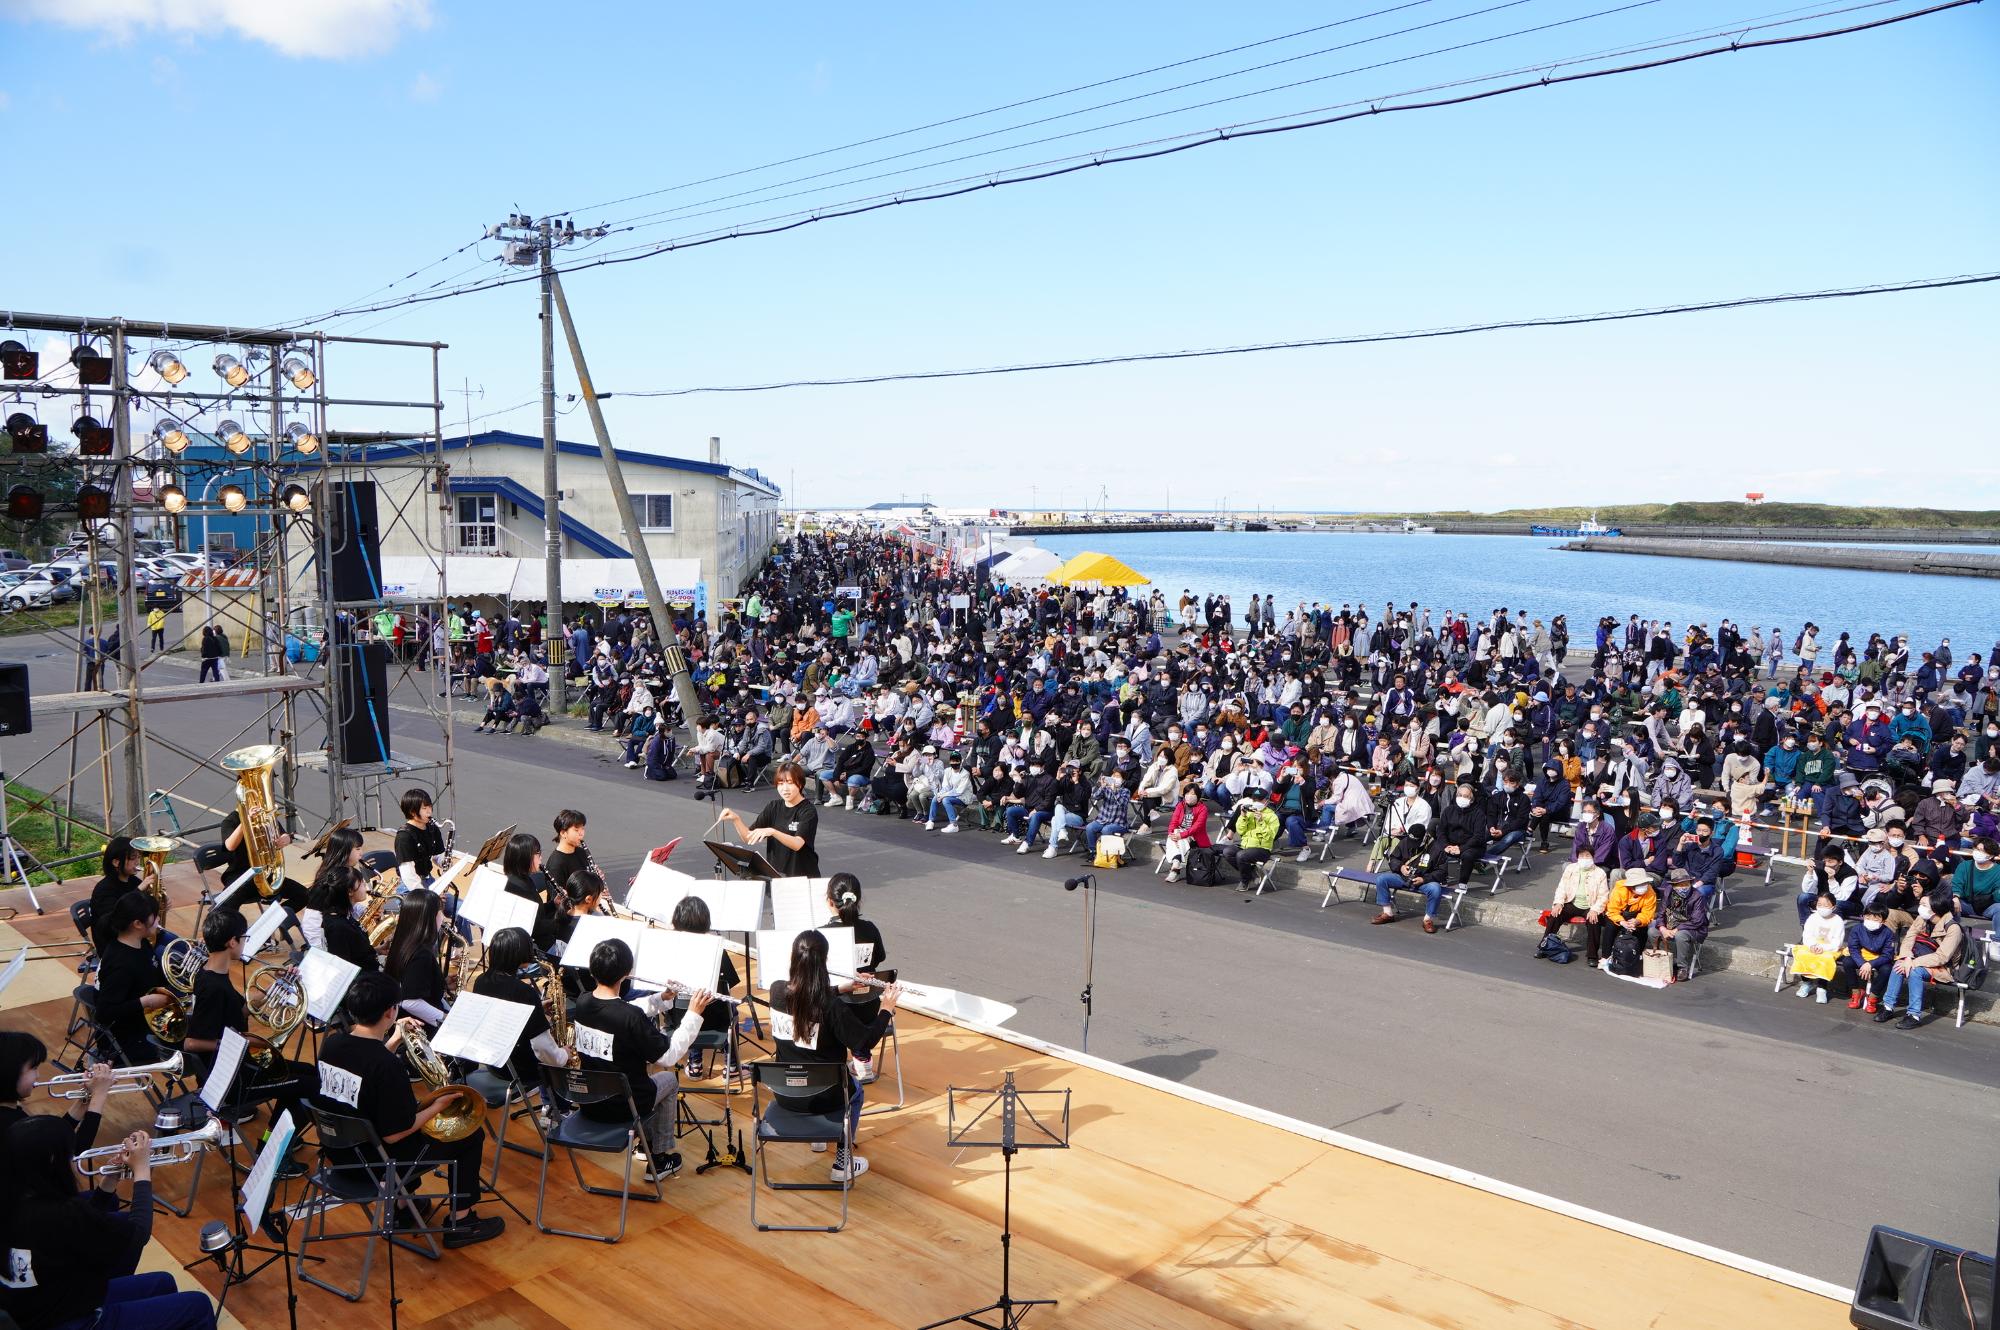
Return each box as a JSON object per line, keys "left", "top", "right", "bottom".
{"left": 1581, "top": 811, "right": 1598, "bottom": 823}
{"left": 1888, "top": 836, "right": 1904, "bottom": 847}
{"left": 1815, "top": 904, "right": 1835, "bottom": 917}
{"left": 1917, "top": 900, "right": 1935, "bottom": 920}
{"left": 1976, "top": 851, "right": 1993, "bottom": 865}
{"left": 1454, "top": 796, "right": 1472, "bottom": 808}
{"left": 1403, "top": 786, "right": 1418, "bottom": 798}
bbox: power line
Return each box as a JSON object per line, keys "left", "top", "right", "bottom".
{"left": 594, "top": 0, "right": 1555, "bottom": 233}
{"left": 595, "top": 273, "right": 2000, "bottom": 396}
{"left": 279, "top": 0, "right": 1980, "bottom": 328}
{"left": 555, "top": 0, "right": 1450, "bottom": 219}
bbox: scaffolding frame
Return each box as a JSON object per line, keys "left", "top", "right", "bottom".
{"left": 1, "top": 310, "right": 453, "bottom": 859}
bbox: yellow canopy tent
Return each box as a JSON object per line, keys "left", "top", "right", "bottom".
{"left": 1046, "top": 551, "right": 1149, "bottom": 587}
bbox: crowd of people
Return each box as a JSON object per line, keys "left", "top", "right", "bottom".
{"left": 436, "top": 527, "right": 1997, "bottom": 1030}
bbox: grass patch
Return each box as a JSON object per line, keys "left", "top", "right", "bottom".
{"left": 0, "top": 590, "right": 121, "bottom": 640}
{"left": 3, "top": 783, "right": 102, "bottom": 886}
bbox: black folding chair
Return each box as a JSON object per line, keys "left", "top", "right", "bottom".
{"left": 295, "top": 1107, "right": 442, "bottom": 1302}
{"left": 532, "top": 1066, "right": 660, "bottom": 1244}
{"left": 749, "top": 1061, "right": 854, "bottom": 1233}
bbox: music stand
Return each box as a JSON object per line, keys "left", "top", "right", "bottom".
{"left": 301, "top": 817, "right": 354, "bottom": 861}
{"left": 472, "top": 824, "right": 516, "bottom": 869}
{"left": 918, "top": 1071, "right": 1071, "bottom": 1330}
{"left": 705, "top": 839, "right": 777, "bottom": 1040}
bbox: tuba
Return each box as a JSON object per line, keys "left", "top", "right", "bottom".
{"left": 131, "top": 835, "right": 176, "bottom": 920}
{"left": 398, "top": 1020, "right": 487, "bottom": 1143}
{"left": 220, "top": 745, "right": 287, "bottom": 898}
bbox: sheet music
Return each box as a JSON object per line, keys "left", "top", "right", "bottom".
{"left": 481, "top": 889, "right": 539, "bottom": 938}
{"left": 242, "top": 1110, "right": 295, "bottom": 1237}
{"left": 431, "top": 991, "right": 535, "bottom": 1067}
{"left": 755, "top": 926, "right": 854, "bottom": 992}
{"left": 0, "top": 947, "right": 26, "bottom": 1002}
{"left": 212, "top": 867, "right": 260, "bottom": 912}
{"left": 625, "top": 869, "right": 762, "bottom": 933}
{"left": 298, "top": 946, "right": 361, "bottom": 1024}
{"left": 634, "top": 929, "right": 725, "bottom": 993}
{"left": 626, "top": 858, "right": 703, "bottom": 922}
{"left": 429, "top": 851, "right": 476, "bottom": 897}
{"left": 199, "top": 1026, "right": 247, "bottom": 1114}
{"left": 558, "top": 914, "right": 644, "bottom": 968}
{"left": 240, "top": 898, "right": 289, "bottom": 954}
{"left": 707, "top": 878, "right": 766, "bottom": 932}
{"left": 457, "top": 863, "right": 508, "bottom": 928}
{"left": 769, "top": 877, "right": 827, "bottom": 933}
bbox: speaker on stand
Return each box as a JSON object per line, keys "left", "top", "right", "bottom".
{"left": 1850, "top": 1215, "right": 1994, "bottom": 1330}
{"left": 331, "top": 641, "right": 391, "bottom": 766}
{"left": 326, "top": 480, "right": 382, "bottom": 604}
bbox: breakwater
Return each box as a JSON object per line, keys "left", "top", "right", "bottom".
{"left": 1009, "top": 521, "right": 1212, "bottom": 536}
{"left": 1562, "top": 536, "right": 2000, "bottom": 578}
{"left": 1435, "top": 520, "right": 2000, "bottom": 543}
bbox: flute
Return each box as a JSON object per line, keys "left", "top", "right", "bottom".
{"left": 637, "top": 977, "right": 746, "bottom": 1010}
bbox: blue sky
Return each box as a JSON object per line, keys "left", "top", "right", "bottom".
{"left": 2, "top": 1, "right": 1994, "bottom": 511}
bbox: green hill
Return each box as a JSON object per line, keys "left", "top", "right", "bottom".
{"left": 1408, "top": 502, "right": 2000, "bottom": 530}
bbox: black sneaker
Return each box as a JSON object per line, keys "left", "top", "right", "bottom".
{"left": 443, "top": 1214, "right": 505, "bottom": 1248}
{"left": 1894, "top": 1013, "right": 1927, "bottom": 1031}
{"left": 1871, "top": 1007, "right": 1901, "bottom": 1024}
{"left": 644, "top": 1152, "right": 683, "bottom": 1182}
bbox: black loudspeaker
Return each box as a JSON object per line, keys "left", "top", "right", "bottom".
{"left": 0, "top": 661, "right": 28, "bottom": 736}
{"left": 1852, "top": 1227, "right": 1993, "bottom": 1330}
{"left": 332, "top": 641, "right": 390, "bottom": 766}
{"left": 327, "top": 480, "right": 383, "bottom": 603}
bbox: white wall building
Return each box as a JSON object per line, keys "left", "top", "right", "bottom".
{"left": 367, "top": 430, "right": 782, "bottom": 603}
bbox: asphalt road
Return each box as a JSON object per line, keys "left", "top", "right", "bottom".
{"left": 7, "top": 636, "right": 1995, "bottom": 1286}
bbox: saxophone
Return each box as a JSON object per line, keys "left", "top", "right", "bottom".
{"left": 527, "top": 961, "right": 576, "bottom": 1066}
{"left": 220, "top": 745, "right": 287, "bottom": 898}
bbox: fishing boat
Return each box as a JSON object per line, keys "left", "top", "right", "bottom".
{"left": 1532, "top": 512, "right": 1622, "bottom": 538}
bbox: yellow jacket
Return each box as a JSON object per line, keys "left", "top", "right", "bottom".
{"left": 146, "top": 608, "right": 166, "bottom": 632}
{"left": 1604, "top": 882, "right": 1658, "bottom": 928}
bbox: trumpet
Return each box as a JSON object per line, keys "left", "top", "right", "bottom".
{"left": 34, "top": 1052, "right": 183, "bottom": 1098}
{"left": 74, "top": 1118, "right": 224, "bottom": 1177}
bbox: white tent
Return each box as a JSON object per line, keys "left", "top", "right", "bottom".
{"left": 992, "top": 547, "right": 1064, "bottom": 582}
{"left": 376, "top": 555, "right": 705, "bottom": 606}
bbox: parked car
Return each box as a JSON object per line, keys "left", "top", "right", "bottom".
{"left": 0, "top": 549, "right": 28, "bottom": 573}
{"left": 2, "top": 571, "right": 78, "bottom": 611}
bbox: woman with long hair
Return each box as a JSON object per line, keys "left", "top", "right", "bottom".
{"left": 0, "top": 1116, "right": 216, "bottom": 1330}
{"left": 92, "top": 892, "right": 171, "bottom": 1067}
{"left": 300, "top": 826, "right": 366, "bottom": 950}
{"left": 383, "top": 889, "right": 447, "bottom": 1027}
{"left": 766, "top": 929, "right": 898, "bottom": 1183}
{"left": 86, "top": 837, "right": 142, "bottom": 951}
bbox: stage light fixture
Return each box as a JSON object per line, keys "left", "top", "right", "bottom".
{"left": 213, "top": 354, "right": 248, "bottom": 388}
{"left": 282, "top": 421, "right": 320, "bottom": 454}
{"left": 0, "top": 340, "right": 36, "bottom": 380}
{"left": 4, "top": 485, "right": 43, "bottom": 521}
{"left": 153, "top": 417, "right": 190, "bottom": 454}
{"left": 73, "top": 415, "right": 114, "bottom": 456}
{"left": 147, "top": 350, "right": 189, "bottom": 384}
{"left": 281, "top": 354, "right": 315, "bottom": 390}
{"left": 279, "top": 483, "right": 311, "bottom": 513}
{"left": 75, "top": 485, "right": 112, "bottom": 521}
{"left": 220, "top": 484, "right": 247, "bottom": 513}
{"left": 6, "top": 412, "right": 48, "bottom": 453}
{"left": 218, "top": 419, "right": 252, "bottom": 454}
{"left": 70, "top": 343, "right": 112, "bottom": 387}
{"left": 159, "top": 484, "right": 188, "bottom": 514}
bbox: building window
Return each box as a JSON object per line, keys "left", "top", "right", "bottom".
{"left": 638, "top": 493, "right": 674, "bottom": 532}
{"left": 457, "top": 494, "right": 498, "bottom": 549}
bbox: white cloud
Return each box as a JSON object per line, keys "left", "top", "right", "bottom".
{"left": 0, "top": 0, "right": 432, "bottom": 59}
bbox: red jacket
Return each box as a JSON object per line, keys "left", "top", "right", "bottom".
{"left": 1169, "top": 800, "right": 1211, "bottom": 847}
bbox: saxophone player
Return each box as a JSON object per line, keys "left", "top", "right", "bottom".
{"left": 467, "top": 928, "right": 569, "bottom": 1084}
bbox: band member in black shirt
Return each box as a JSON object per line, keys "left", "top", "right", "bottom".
{"left": 501, "top": 832, "right": 561, "bottom": 952}
{"left": 92, "top": 892, "right": 174, "bottom": 1066}
{"left": 548, "top": 870, "right": 606, "bottom": 972}
{"left": 0, "top": 1031, "right": 110, "bottom": 1157}
{"left": 539, "top": 810, "right": 591, "bottom": 909}
{"left": 0, "top": 1117, "right": 216, "bottom": 1330}
{"left": 824, "top": 873, "right": 890, "bottom": 1083}
{"left": 307, "top": 866, "right": 383, "bottom": 975}
{"left": 220, "top": 806, "right": 300, "bottom": 914}
{"left": 87, "top": 837, "right": 144, "bottom": 951}
{"left": 393, "top": 788, "right": 447, "bottom": 887}
{"left": 666, "top": 896, "right": 741, "bottom": 1082}
{"left": 383, "top": 890, "right": 448, "bottom": 1027}
{"left": 568, "top": 938, "right": 708, "bottom": 1181}
{"left": 718, "top": 760, "right": 819, "bottom": 877}
{"left": 311, "top": 972, "right": 503, "bottom": 1247}
{"left": 768, "top": 929, "right": 898, "bottom": 1183}
{"left": 182, "top": 910, "right": 314, "bottom": 1136}
{"left": 300, "top": 826, "right": 366, "bottom": 951}
{"left": 466, "top": 928, "right": 565, "bottom": 1085}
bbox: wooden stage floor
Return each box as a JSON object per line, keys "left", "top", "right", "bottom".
{"left": 2, "top": 868, "right": 1846, "bottom": 1329}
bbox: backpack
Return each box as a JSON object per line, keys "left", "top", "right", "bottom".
{"left": 1535, "top": 934, "right": 1573, "bottom": 964}
{"left": 1608, "top": 932, "right": 1644, "bottom": 977}
{"left": 1185, "top": 846, "right": 1223, "bottom": 887}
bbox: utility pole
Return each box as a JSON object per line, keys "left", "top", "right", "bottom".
{"left": 488, "top": 212, "right": 606, "bottom": 712}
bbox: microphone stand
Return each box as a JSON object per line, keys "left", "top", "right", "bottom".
{"left": 1063, "top": 874, "right": 1097, "bottom": 1054}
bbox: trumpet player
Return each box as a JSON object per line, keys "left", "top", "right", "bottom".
{"left": 311, "top": 972, "right": 503, "bottom": 1249}
{"left": 182, "top": 911, "right": 314, "bottom": 1147}
{"left": 0, "top": 1031, "right": 111, "bottom": 1156}
{"left": 93, "top": 893, "right": 175, "bottom": 1066}
{"left": 0, "top": 1119, "right": 217, "bottom": 1330}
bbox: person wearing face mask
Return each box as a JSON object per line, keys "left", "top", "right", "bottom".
{"left": 1791, "top": 891, "right": 1847, "bottom": 1002}
{"left": 1541, "top": 847, "right": 1610, "bottom": 961}
{"left": 1839, "top": 900, "right": 1898, "bottom": 1014}
{"left": 1161, "top": 783, "right": 1212, "bottom": 882}
{"left": 1649, "top": 867, "right": 1709, "bottom": 983}
{"left": 1431, "top": 781, "right": 1488, "bottom": 888}
{"left": 1851, "top": 827, "right": 1900, "bottom": 908}
{"left": 1569, "top": 800, "right": 1616, "bottom": 868}
{"left": 1528, "top": 763, "right": 1572, "bottom": 853}
{"left": 1597, "top": 868, "right": 1657, "bottom": 969}
{"left": 1370, "top": 781, "right": 1433, "bottom": 872}
{"left": 1948, "top": 836, "right": 2000, "bottom": 929}
{"left": 1872, "top": 890, "right": 1965, "bottom": 1029}
{"left": 1673, "top": 815, "right": 1735, "bottom": 899}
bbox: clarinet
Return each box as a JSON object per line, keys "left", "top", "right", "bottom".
{"left": 584, "top": 841, "right": 613, "bottom": 915}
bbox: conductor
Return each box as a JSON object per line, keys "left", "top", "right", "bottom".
{"left": 717, "top": 760, "right": 819, "bottom": 877}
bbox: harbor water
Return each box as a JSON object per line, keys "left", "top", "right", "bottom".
{"left": 1038, "top": 531, "right": 2000, "bottom": 656}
